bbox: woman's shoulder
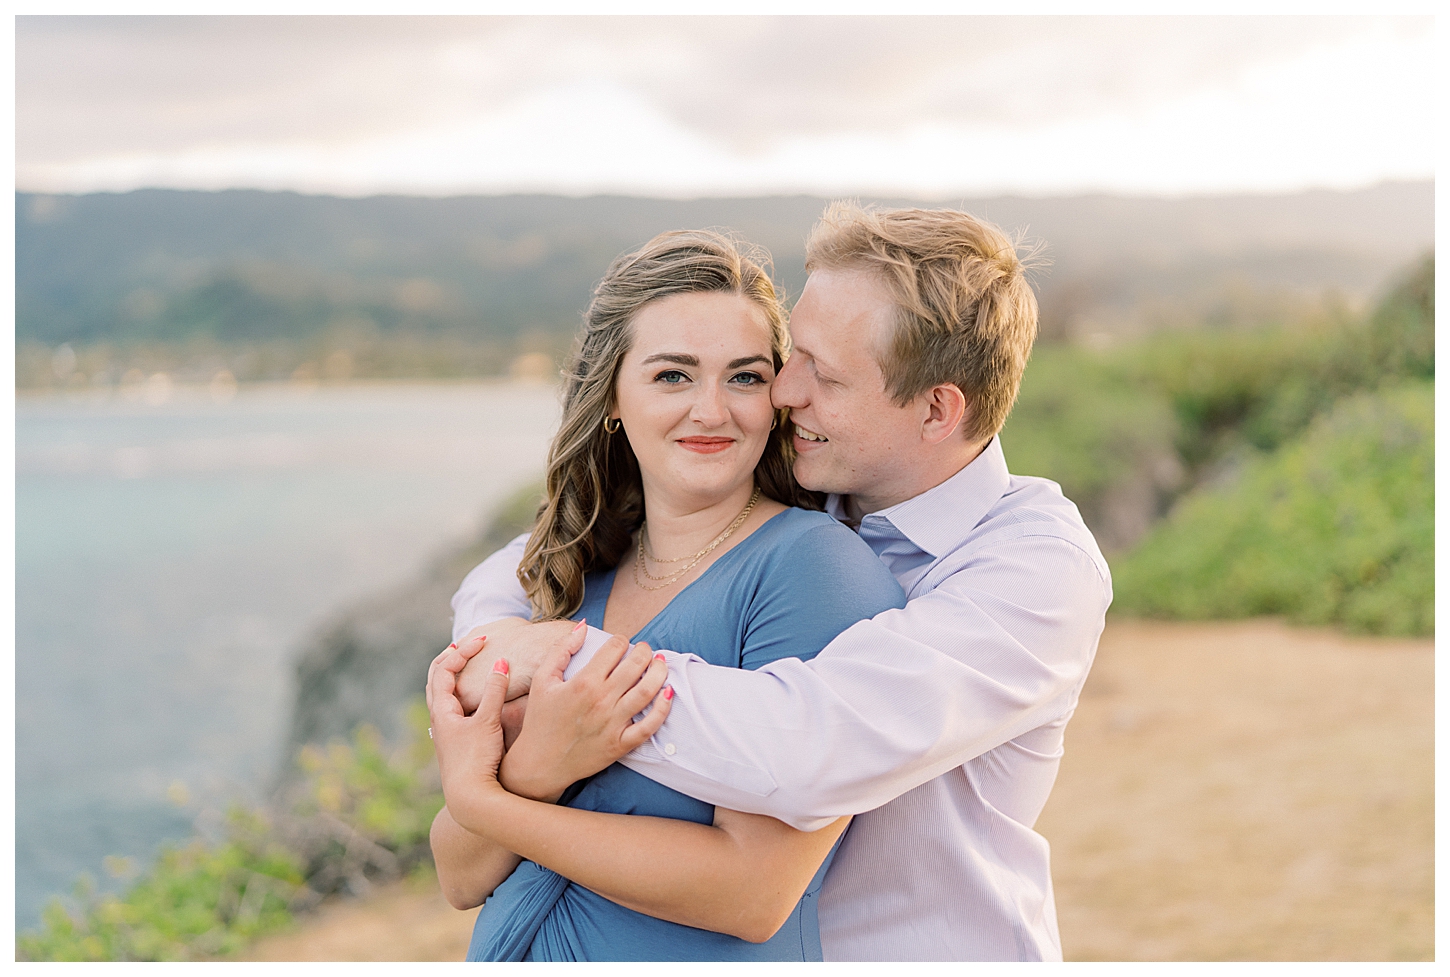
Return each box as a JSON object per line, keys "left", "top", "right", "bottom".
{"left": 752, "top": 505, "right": 852, "bottom": 543}
{"left": 733, "top": 507, "right": 905, "bottom": 670}
{"left": 754, "top": 506, "right": 882, "bottom": 559}
{"left": 758, "top": 504, "right": 832, "bottom": 528}
{"left": 748, "top": 507, "right": 903, "bottom": 595}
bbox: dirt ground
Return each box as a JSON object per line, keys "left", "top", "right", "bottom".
{"left": 242, "top": 872, "right": 476, "bottom": 962}
{"left": 243, "top": 617, "right": 1434, "bottom": 962}
{"left": 1038, "top": 617, "right": 1433, "bottom": 961}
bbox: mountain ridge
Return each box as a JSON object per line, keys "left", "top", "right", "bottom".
{"left": 18, "top": 181, "right": 1433, "bottom": 358}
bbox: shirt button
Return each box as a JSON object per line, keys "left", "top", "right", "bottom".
{"left": 664, "top": 743, "right": 677, "bottom": 755}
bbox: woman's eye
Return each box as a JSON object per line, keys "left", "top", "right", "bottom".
{"left": 655, "top": 369, "right": 689, "bottom": 384}
{"left": 730, "top": 371, "right": 766, "bottom": 386}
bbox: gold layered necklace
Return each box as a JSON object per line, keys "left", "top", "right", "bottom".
{"left": 633, "top": 486, "right": 761, "bottom": 592}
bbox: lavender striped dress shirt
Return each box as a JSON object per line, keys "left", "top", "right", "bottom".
{"left": 451, "top": 437, "right": 1112, "bottom": 961}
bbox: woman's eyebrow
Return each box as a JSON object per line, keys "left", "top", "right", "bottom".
{"left": 728, "top": 355, "right": 771, "bottom": 369}
{"left": 639, "top": 353, "right": 771, "bottom": 369}
{"left": 641, "top": 353, "right": 699, "bottom": 366}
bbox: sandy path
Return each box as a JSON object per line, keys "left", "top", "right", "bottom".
{"left": 242, "top": 872, "right": 476, "bottom": 962}
{"left": 243, "top": 617, "right": 1433, "bottom": 962}
{"left": 1037, "top": 617, "right": 1433, "bottom": 961}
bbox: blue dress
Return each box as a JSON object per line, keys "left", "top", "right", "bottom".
{"left": 466, "top": 507, "right": 906, "bottom": 961}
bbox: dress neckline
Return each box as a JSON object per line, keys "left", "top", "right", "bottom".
{"left": 583, "top": 506, "right": 797, "bottom": 640}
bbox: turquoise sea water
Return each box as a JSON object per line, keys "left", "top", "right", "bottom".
{"left": 14, "top": 381, "right": 561, "bottom": 929}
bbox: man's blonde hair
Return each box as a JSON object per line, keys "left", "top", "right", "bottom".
{"left": 805, "top": 202, "right": 1039, "bottom": 443}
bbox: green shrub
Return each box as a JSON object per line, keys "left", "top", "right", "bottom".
{"left": 1133, "top": 322, "right": 1335, "bottom": 464}
{"left": 19, "top": 701, "right": 445, "bottom": 961}
{"left": 1111, "top": 381, "right": 1433, "bottom": 636}
{"left": 1005, "top": 345, "right": 1178, "bottom": 506}
{"left": 290, "top": 699, "right": 445, "bottom": 858}
{"left": 1358, "top": 253, "right": 1435, "bottom": 382}
{"left": 1129, "top": 253, "right": 1434, "bottom": 469}
{"left": 16, "top": 810, "right": 305, "bottom": 961}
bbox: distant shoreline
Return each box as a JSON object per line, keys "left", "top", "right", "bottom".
{"left": 15, "top": 374, "right": 564, "bottom": 401}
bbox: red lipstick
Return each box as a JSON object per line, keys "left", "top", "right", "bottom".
{"left": 678, "top": 437, "right": 734, "bottom": 454}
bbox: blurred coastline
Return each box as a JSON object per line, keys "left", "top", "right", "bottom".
{"left": 15, "top": 356, "right": 561, "bottom": 407}
{"left": 15, "top": 380, "right": 561, "bottom": 933}
{"left": 16, "top": 182, "right": 1432, "bottom": 394}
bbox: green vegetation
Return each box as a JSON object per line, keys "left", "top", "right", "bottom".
{"left": 287, "top": 703, "right": 446, "bottom": 878}
{"left": 1005, "top": 253, "right": 1432, "bottom": 635}
{"left": 1112, "top": 382, "right": 1433, "bottom": 635}
{"left": 18, "top": 703, "right": 445, "bottom": 961}
{"left": 1003, "top": 346, "right": 1181, "bottom": 550}
{"left": 17, "top": 814, "right": 304, "bottom": 962}
{"left": 1133, "top": 253, "right": 1434, "bottom": 467}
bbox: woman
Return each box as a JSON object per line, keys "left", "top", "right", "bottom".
{"left": 428, "top": 230, "right": 905, "bottom": 961}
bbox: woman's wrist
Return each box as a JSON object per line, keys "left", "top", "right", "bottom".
{"left": 451, "top": 783, "right": 544, "bottom": 852}
{"left": 498, "top": 748, "right": 568, "bottom": 804}
{"left": 443, "top": 769, "right": 513, "bottom": 837}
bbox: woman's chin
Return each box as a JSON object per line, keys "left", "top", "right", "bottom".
{"left": 649, "top": 468, "right": 757, "bottom": 506}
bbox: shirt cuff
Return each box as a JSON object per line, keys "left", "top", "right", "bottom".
{"left": 561, "top": 625, "right": 613, "bottom": 681}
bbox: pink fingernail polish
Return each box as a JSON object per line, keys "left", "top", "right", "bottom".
{"left": 663, "top": 686, "right": 675, "bottom": 701}
{"left": 493, "top": 658, "right": 509, "bottom": 675}
{"left": 572, "top": 620, "right": 587, "bottom": 632}
{"left": 448, "top": 643, "right": 456, "bottom": 650}
{"left": 653, "top": 653, "right": 666, "bottom": 663}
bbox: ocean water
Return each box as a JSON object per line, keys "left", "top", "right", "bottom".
{"left": 14, "top": 381, "right": 561, "bottom": 930}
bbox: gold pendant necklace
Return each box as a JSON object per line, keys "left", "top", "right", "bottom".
{"left": 633, "top": 487, "right": 761, "bottom": 592}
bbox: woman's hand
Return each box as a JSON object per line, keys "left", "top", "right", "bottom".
{"left": 499, "top": 629, "right": 673, "bottom": 802}
{"left": 427, "top": 636, "right": 534, "bottom": 908}
{"left": 425, "top": 633, "right": 532, "bottom": 750}
{"left": 431, "top": 636, "right": 844, "bottom": 940}
{"left": 428, "top": 634, "right": 512, "bottom": 830}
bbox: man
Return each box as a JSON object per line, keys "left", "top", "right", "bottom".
{"left": 448, "top": 203, "right": 1111, "bottom": 961}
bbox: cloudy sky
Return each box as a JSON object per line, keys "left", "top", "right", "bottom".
{"left": 15, "top": 14, "right": 1436, "bottom": 199}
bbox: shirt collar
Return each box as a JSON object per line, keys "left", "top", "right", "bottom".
{"left": 826, "top": 437, "right": 1012, "bottom": 558}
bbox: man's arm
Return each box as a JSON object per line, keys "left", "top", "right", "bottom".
{"left": 449, "top": 533, "right": 583, "bottom": 702}
{"left": 620, "top": 535, "right": 1109, "bottom": 827}
{"left": 451, "top": 532, "right": 533, "bottom": 643}
{"left": 452, "top": 533, "right": 1110, "bottom": 831}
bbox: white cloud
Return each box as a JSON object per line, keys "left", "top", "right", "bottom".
{"left": 15, "top": 15, "right": 1435, "bottom": 198}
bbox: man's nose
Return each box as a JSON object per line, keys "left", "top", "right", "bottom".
{"left": 772, "top": 355, "right": 807, "bottom": 410}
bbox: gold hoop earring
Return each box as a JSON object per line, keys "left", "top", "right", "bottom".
{"left": 770, "top": 411, "right": 780, "bottom": 431}
{"left": 603, "top": 415, "right": 622, "bottom": 434}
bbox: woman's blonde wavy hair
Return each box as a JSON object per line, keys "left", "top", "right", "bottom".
{"left": 518, "top": 229, "right": 820, "bottom": 621}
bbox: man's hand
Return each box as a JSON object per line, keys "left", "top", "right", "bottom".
{"left": 454, "top": 617, "right": 582, "bottom": 711}
{"left": 498, "top": 633, "right": 673, "bottom": 802}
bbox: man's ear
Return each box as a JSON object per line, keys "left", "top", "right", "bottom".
{"left": 920, "top": 383, "right": 968, "bottom": 445}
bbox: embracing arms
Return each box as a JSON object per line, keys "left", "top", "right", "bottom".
{"left": 429, "top": 805, "right": 521, "bottom": 911}
{"left": 427, "top": 623, "right": 669, "bottom": 910}
{"left": 454, "top": 530, "right": 1111, "bottom": 830}
{"left": 428, "top": 635, "right": 848, "bottom": 942}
